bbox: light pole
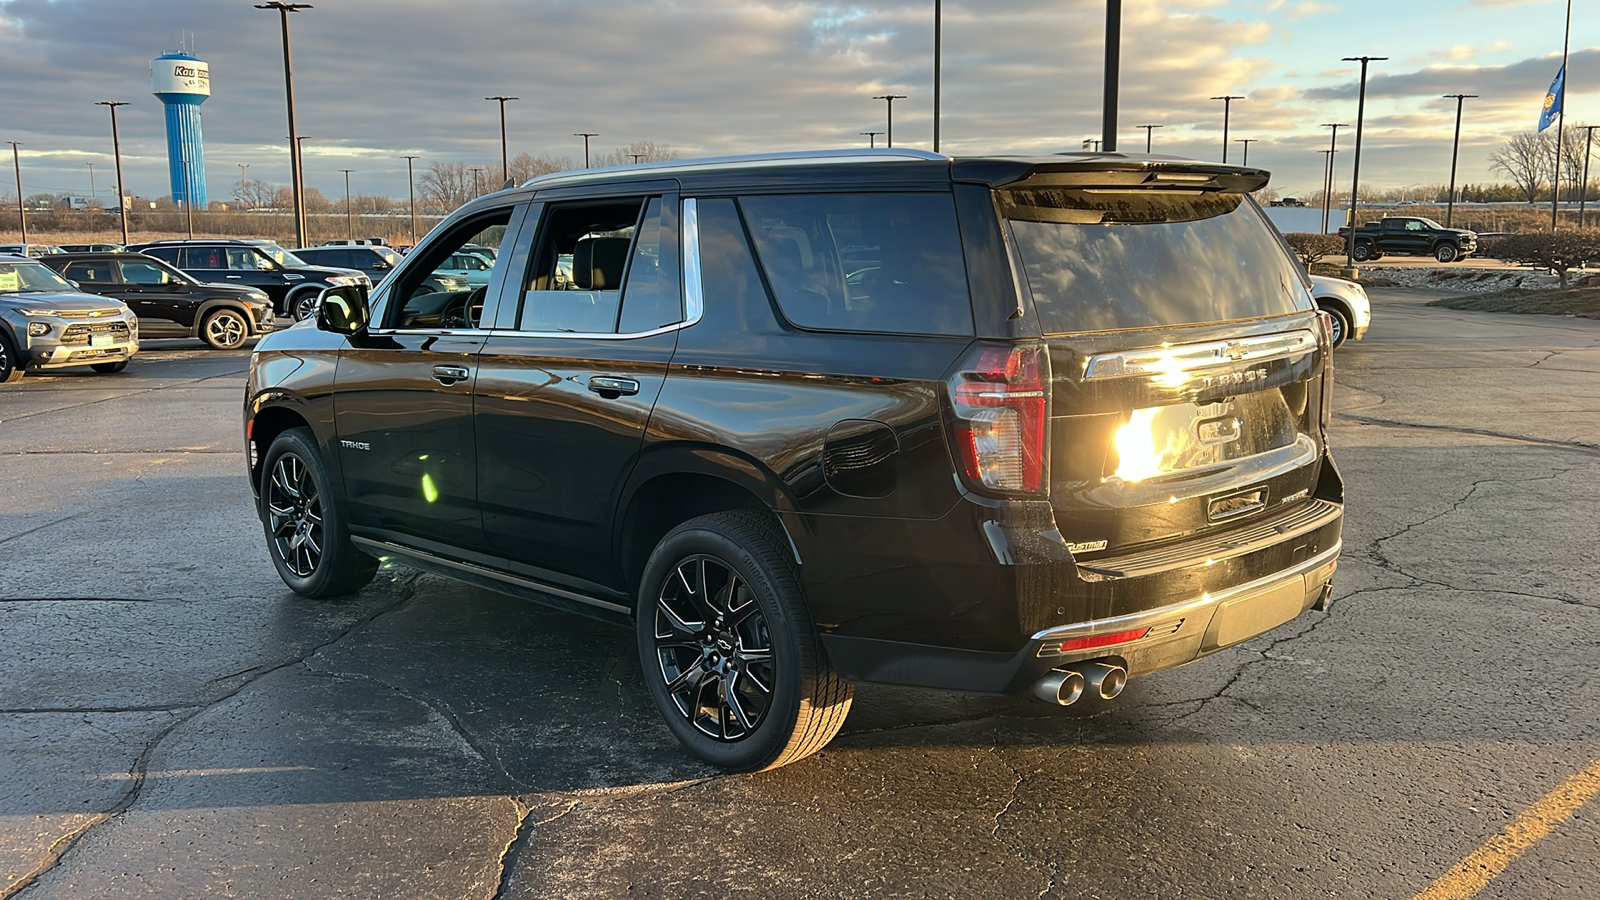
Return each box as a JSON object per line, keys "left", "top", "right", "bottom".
{"left": 256, "top": 2, "right": 312, "bottom": 249}
{"left": 1236, "top": 138, "right": 1255, "bottom": 166}
{"left": 1341, "top": 56, "right": 1387, "bottom": 270}
{"left": 1442, "top": 94, "right": 1477, "bottom": 227}
{"left": 1082, "top": 139, "right": 1103, "bottom": 152}
{"left": 1320, "top": 123, "right": 1348, "bottom": 233}
{"left": 97, "top": 101, "right": 130, "bottom": 245}
{"left": 1551, "top": 0, "right": 1572, "bottom": 231}
{"left": 485, "top": 95, "right": 517, "bottom": 185}
{"left": 87, "top": 162, "right": 96, "bottom": 202}
{"left": 470, "top": 166, "right": 483, "bottom": 196}
{"left": 1135, "top": 124, "right": 1163, "bottom": 152}
{"left": 1102, "top": 0, "right": 1120, "bottom": 151}
{"left": 7, "top": 142, "right": 24, "bottom": 243}
{"left": 872, "top": 94, "right": 906, "bottom": 148}
{"left": 339, "top": 168, "right": 354, "bottom": 240}
{"left": 1580, "top": 125, "right": 1599, "bottom": 227}
{"left": 933, "top": 0, "right": 942, "bottom": 152}
{"left": 631, "top": 154, "right": 645, "bottom": 164}
{"left": 403, "top": 155, "right": 419, "bottom": 245}
{"left": 574, "top": 133, "right": 597, "bottom": 168}
{"left": 237, "top": 163, "right": 249, "bottom": 208}
{"left": 860, "top": 131, "right": 883, "bottom": 148}
{"left": 1211, "top": 95, "right": 1244, "bottom": 162}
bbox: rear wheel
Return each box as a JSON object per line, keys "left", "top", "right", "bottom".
{"left": 1434, "top": 243, "right": 1458, "bottom": 263}
{"left": 1352, "top": 241, "right": 1374, "bottom": 262}
{"left": 91, "top": 360, "right": 128, "bottom": 374}
{"left": 260, "top": 427, "right": 378, "bottom": 597}
{"left": 637, "top": 511, "right": 853, "bottom": 771}
{"left": 1, "top": 333, "right": 24, "bottom": 383}
{"left": 201, "top": 308, "right": 250, "bottom": 350}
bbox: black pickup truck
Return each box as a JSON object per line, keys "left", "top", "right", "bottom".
{"left": 1338, "top": 216, "right": 1477, "bottom": 263}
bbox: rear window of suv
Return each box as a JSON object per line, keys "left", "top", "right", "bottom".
{"left": 740, "top": 192, "right": 973, "bottom": 336}
{"left": 1001, "top": 189, "right": 1309, "bottom": 335}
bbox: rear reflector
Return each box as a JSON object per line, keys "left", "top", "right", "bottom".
{"left": 1045, "top": 627, "right": 1151, "bottom": 656}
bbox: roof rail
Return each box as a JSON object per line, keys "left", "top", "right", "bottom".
{"left": 519, "top": 147, "right": 949, "bottom": 190}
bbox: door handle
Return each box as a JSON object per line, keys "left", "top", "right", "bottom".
{"left": 588, "top": 376, "right": 640, "bottom": 397}
{"left": 225, "top": 275, "right": 241, "bottom": 279}
{"left": 432, "top": 365, "right": 471, "bottom": 385}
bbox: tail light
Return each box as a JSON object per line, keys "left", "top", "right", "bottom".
{"left": 948, "top": 343, "right": 1048, "bottom": 494}
{"left": 1315, "top": 311, "right": 1336, "bottom": 428}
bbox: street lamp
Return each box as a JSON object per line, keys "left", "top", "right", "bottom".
{"left": 1579, "top": 125, "right": 1599, "bottom": 228}
{"left": 255, "top": 2, "right": 312, "bottom": 249}
{"left": 237, "top": 163, "right": 249, "bottom": 208}
{"left": 1442, "top": 94, "right": 1477, "bottom": 227}
{"left": 1211, "top": 95, "right": 1244, "bottom": 163}
{"left": 1320, "top": 123, "right": 1348, "bottom": 234}
{"left": 1135, "top": 124, "right": 1163, "bottom": 153}
{"left": 872, "top": 94, "right": 906, "bottom": 148}
{"left": 933, "top": 0, "right": 942, "bottom": 152}
{"left": 1341, "top": 56, "right": 1387, "bottom": 270}
{"left": 485, "top": 95, "right": 518, "bottom": 185}
{"left": 97, "top": 101, "right": 130, "bottom": 245}
{"left": 402, "top": 155, "right": 419, "bottom": 245}
{"left": 7, "top": 142, "right": 24, "bottom": 243}
{"left": 469, "top": 166, "right": 483, "bottom": 195}
{"left": 574, "top": 133, "right": 597, "bottom": 168}
{"left": 631, "top": 154, "right": 645, "bottom": 164}
{"left": 339, "top": 168, "right": 354, "bottom": 240}
{"left": 87, "top": 162, "right": 96, "bottom": 202}
{"left": 1236, "top": 138, "right": 1256, "bottom": 166}
{"left": 1103, "top": 0, "right": 1121, "bottom": 151}
{"left": 1082, "top": 139, "right": 1103, "bottom": 152}
{"left": 860, "top": 131, "right": 883, "bottom": 148}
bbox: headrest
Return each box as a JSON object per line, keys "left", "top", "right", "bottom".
{"left": 572, "top": 236, "right": 632, "bottom": 291}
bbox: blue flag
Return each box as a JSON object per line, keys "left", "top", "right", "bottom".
{"left": 1539, "top": 64, "right": 1564, "bottom": 132}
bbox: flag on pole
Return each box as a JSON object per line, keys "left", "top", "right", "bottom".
{"left": 1539, "top": 65, "right": 1565, "bottom": 132}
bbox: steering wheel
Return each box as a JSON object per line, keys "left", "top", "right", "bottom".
{"left": 440, "top": 286, "right": 487, "bottom": 329}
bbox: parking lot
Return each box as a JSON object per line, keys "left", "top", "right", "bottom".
{"left": 2, "top": 294, "right": 1599, "bottom": 899}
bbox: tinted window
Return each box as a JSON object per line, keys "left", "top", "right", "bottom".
{"left": 62, "top": 261, "right": 115, "bottom": 283}
{"left": 142, "top": 246, "right": 182, "bottom": 265}
{"left": 617, "top": 197, "right": 680, "bottom": 333}
{"left": 121, "top": 259, "right": 178, "bottom": 285}
{"left": 739, "top": 192, "right": 972, "bottom": 336}
{"left": 1001, "top": 190, "right": 1309, "bottom": 334}
{"left": 694, "top": 198, "right": 771, "bottom": 335}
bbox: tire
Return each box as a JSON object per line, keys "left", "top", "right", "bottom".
{"left": 0, "top": 332, "right": 24, "bottom": 383}
{"left": 200, "top": 307, "right": 250, "bottom": 350}
{"left": 91, "top": 360, "right": 129, "bottom": 374}
{"left": 289, "top": 289, "right": 321, "bottom": 322}
{"left": 1319, "top": 303, "right": 1350, "bottom": 349}
{"left": 1352, "top": 242, "right": 1373, "bottom": 262}
{"left": 636, "top": 510, "right": 853, "bottom": 771}
{"left": 260, "top": 427, "right": 378, "bottom": 597}
{"left": 1434, "top": 243, "right": 1458, "bottom": 263}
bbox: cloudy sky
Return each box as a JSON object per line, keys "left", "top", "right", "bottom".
{"left": 0, "top": 0, "right": 1595, "bottom": 206}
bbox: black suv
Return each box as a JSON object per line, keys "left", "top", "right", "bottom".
{"left": 246, "top": 149, "right": 1344, "bottom": 771}
{"left": 126, "top": 238, "right": 369, "bottom": 320}
{"left": 41, "top": 252, "right": 274, "bottom": 350}
{"left": 292, "top": 244, "right": 468, "bottom": 295}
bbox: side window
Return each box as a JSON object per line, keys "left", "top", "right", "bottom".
{"left": 617, "top": 198, "right": 679, "bottom": 333}
{"left": 143, "top": 246, "right": 181, "bottom": 265}
{"left": 193, "top": 248, "right": 227, "bottom": 270}
{"left": 121, "top": 260, "right": 174, "bottom": 285}
{"left": 387, "top": 209, "right": 513, "bottom": 329}
{"left": 62, "top": 261, "right": 113, "bottom": 283}
{"left": 516, "top": 199, "right": 646, "bottom": 334}
{"left": 739, "top": 192, "right": 973, "bottom": 336}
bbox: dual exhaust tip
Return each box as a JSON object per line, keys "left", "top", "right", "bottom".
{"left": 1031, "top": 661, "right": 1127, "bottom": 706}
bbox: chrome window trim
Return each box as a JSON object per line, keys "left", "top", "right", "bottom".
{"left": 681, "top": 198, "right": 705, "bottom": 326}
{"left": 1082, "top": 329, "right": 1318, "bottom": 381}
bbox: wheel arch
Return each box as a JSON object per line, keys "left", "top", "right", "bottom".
{"left": 1315, "top": 296, "right": 1353, "bottom": 324}
{"left": 248, "top": 403, "right": 314, "bottom": 509}
{"left": 194, "top": 298, "right": 255, "bottom": 334}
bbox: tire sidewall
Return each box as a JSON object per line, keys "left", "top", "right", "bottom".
{"left": 1320, "top": 304, "right": 1349, "bottom": 348}
{"left": 1435, "top": 244, "right": 1457, "bottom": 263}
{"left": 636, "top": 518, "right": 806, "bottom": 770}
{"left": 0, "top": 331, "right": 21, "bottom": 382}
{"left": 260, "top": 427, "right": 357, "bottom": 596}
{"left": 1353, "top": 242, "right": 1372, "bottom": 262}
{"left": 290, "top": 288, "right": 320, "bottom": 322}
{"left": 202, "top": 308, "right": 249, "bottom": 350}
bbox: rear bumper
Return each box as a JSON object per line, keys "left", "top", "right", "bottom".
{"left": 821, "top": 541, "right": 1339, "bottom": 694}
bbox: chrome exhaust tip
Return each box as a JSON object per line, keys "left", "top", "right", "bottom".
{"left": 1084, "top": 662, "right": 1127, "bottom": 700}
{"left": 1031, "top": 668, "right": 1086, "bottom": 706}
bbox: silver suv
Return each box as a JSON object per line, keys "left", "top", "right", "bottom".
{"left": 0, "top": 255, "right": 139, "bottom": 381}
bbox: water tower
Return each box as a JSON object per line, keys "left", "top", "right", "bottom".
{"left": 151, "top": 51, "right": 210, "bottom": 208}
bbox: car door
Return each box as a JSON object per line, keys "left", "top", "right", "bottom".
{"left": 331, "top": 205, "right": 521, "bottom": 554}
{"left": 473, "top": 189, "right": 681, "bottom": 597}
{"left": 116, "top": 257, "right": 200, "bottom": 332}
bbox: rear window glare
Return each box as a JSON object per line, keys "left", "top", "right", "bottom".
{"left": 739, "top": 192, "right": 973, "bottom": 336}
{"left": 1001, "top": 189, "right": 1310, "bottom": 334}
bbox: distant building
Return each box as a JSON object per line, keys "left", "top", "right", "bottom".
{"left": 151, "top": 51, "right": 210, "bottom": 209}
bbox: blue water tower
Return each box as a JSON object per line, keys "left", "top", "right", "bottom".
{"left": 150, "top": 52, "right": 210, "bottom": 208}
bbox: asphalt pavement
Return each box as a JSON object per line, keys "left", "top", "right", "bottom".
{"left": 1, "top": 305, "right": 1598, "bottom": 899}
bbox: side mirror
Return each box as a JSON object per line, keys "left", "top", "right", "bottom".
{"left": 316, "top": 284, "right": 371, "bottom": 335}
{"left": 373, "top": 260, "right": 391, "bottom": 270}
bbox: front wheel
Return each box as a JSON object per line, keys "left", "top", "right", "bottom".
{"left": 637, "top": 511, "right": 853, "bottom": 771}
{"left": 1352, "top": 241, "right": 1374, "bottom": 262}
{"left": 260, "top": 427, "right": 378, "bottom": 597}
{"left": 201, "top": 307, "right": 250, "bottom": 350}
{"left": 1319, "top": 304, "right": 1350, "bottom": 349}
{"left": 289, "top": 289, "right": 321, "bottom": 322}
{"left": 0, "top": 332, "right": 23, "bottom": 383}
{"left": 1434, "top": 243, "right": 1458, "bottom": 263}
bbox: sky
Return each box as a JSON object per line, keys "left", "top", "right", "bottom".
{"left": 0, "top": 0, "right": 1595, "bottom": 207}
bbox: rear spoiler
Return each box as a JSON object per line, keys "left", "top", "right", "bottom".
{"left": 952, "top": 153, "right": 1270, "bottom": 195}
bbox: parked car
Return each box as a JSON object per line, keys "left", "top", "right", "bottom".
{"left": 58, "top": 243, "right": 124, "bottom": 253}
{"left": 124, "top": 238, "right": 369, "bottom": 320}
{"left": 1338, "top": 216, "right": 1477, "bottom": 263}
{"left": 0, "top": 254, "right": 139, "bottom": 381}
{"left": 433, "top": 251, "right": 494, "bottom": 286}
{"left": 1307, "top": 274, "right": 1371, "bottom": 349}
{"left": 292, "top": 245, "right": 466, "bottom": 294}
{"left": 0, "top": 243, "right": 67, "bottom": 257}
{"left": 246, "top": 149, "right": 1344, "bottom": 771}
{"left": 40, "top": 252, "right": 274, "bottom": 350}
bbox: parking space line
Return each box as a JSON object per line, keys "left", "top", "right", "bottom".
{"left": 1413, "top": 755, "right": 1600, "bottom": 900}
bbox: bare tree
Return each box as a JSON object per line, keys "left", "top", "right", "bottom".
{"left": 506, "top": 152, "right": 573, "bottom": 185}
{"left": 591, "top": 141, "right": 681, "bottom": 168}
{"left": 353, "top": 193, "right": 397, "bottom": 214}
{"left": 234, "top": 178, "right": 278, "bottom": 210}
{"left": 1490, "top": 131, "right": 1551, "bottom": 203}
{"left": 273, "top": 185, "right": 330, "bottom": 212}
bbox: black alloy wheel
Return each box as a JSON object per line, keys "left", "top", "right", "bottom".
{"left": 0, "top": 333, "right": 23, "bottom": 382}
{"left": 637, "top": 511, "right": 853, "bottom": 771}
{"left": 1352, "top": 241, "right": 1373, "bottom": 262}
{"left": 261, "top": 427, "right": 378, "bottom": 597}
{"left": 1434, "top": 243, "right": 1458, "bottom": 263}
{"left": 201, "top": 308, "right": 250, "bottom": 350}
{"left": 91, "top": 360, "right": 129, "bottom": 373}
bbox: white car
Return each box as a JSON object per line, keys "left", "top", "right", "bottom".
{"left": 1308, "top": 273, "right": 1370, "bottom": 349}
{"left": 434, "top": 252, "right": 494, "bottom": 287}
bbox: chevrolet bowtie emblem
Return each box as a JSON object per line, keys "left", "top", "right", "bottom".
{"left": 1223, "top": 342, "right": 1247, "bottom": 361}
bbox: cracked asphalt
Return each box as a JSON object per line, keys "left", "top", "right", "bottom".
{"left": 3, "top": 298, "right": 1599, "bottom": 899}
